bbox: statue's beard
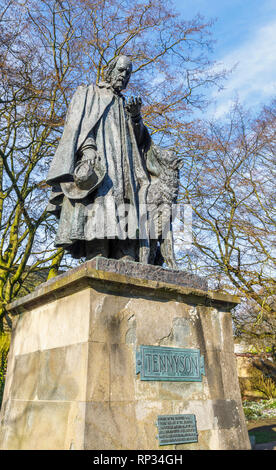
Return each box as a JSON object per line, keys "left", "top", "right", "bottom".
{"left": 110, "top": 76, "right": 129, "bottom": 92}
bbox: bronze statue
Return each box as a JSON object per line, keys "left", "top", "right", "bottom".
{"left": 47, "top": 55, "right": 180, "bottom": 267}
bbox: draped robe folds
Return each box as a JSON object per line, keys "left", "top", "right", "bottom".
{"left": 46, "top": 82, "right": 152, "bottom": 260}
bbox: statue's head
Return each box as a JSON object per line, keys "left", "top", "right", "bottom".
{"left": 103, "top": 55, "right": 132, "bottom": 92}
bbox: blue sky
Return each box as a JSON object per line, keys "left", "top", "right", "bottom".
{"left": 174, "top": 0, "right": 276, "bottom": 117}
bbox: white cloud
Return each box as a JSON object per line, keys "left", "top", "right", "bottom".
{"left": 212, "top": 19, "right": 276, "bottom": 117}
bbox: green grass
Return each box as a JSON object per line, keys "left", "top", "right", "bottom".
{"left": 249, "top": 428, "right": 276, "bottom": 444}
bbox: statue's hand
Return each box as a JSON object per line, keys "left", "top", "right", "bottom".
{"left": 74, "top": 150, "right": 98, "bottom": 190}
{"left": 126, "top": 96, "right": 142, "bottom": 119}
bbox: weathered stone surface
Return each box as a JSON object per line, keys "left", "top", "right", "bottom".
{"left": 0, "top": 400, "right": 73, "bottom": 450}
{"left": 0, "top": 261, "right": 250, "bottom": 450}
{"left": 38, "top": 344, "right": 88, "bottom": 401}
{"left": 84, "top": 402, "right": 139, "bottom": 450}
{"left": 11, "top": 288, "right": 91, "bottom": 354}
{"left": 86, "top": 342, "right": 110, "bottom": 402}
{"left": 7, "top": 258, "right": 240, "bottom": 316}
{"left": 8, "top": 345, "right": 88, "bottom": 403}
{"left": 110, "top": 344, "right": 136, "bottom": 402}
{"left": 90, "top": 257, "right": 209, "bottom": 290}
{"left": 89, "top": 292, "right": 131, "bottom": 344}
{"left": 10, "top": 351, "right": 40, "bottom": 400}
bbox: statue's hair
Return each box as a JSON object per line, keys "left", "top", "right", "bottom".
{"left": 103, "top": 55, "right": 132, "bottom": 83}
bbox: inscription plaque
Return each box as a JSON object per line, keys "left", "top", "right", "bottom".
{"left": 156, "top": 414, "right": 198, "bottom": 446}
{"left": 136, "top": 345, "right": 205, "bottom": 381}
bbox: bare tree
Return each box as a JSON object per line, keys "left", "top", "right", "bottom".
{"left": 0, "top": 0, "right": 224, "bottom": 331}
{"left": 0, "top": 0, "right": 75, "bottom": 330}
{"left": 179, "top": 100, "right": 276, "bottom": 341}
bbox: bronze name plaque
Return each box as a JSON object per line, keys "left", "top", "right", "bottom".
{"left": 136, "top": 345, "right": 205, "bottom": 381}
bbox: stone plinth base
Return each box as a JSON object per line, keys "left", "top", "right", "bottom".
{"left": 0, "top": 258, "right": 251, "bottom": 450}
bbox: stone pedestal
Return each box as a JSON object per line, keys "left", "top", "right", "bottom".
{"left": 0, "top": 258, "right": 251, "bottom": 450}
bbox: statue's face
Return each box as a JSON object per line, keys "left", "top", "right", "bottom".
{"left": 110, "top": 57, "right": 132, "bottom": 91}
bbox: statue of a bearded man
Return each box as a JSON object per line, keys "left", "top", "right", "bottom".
{"left": 46, "top": 55, "right": 179, "bottom": 267}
